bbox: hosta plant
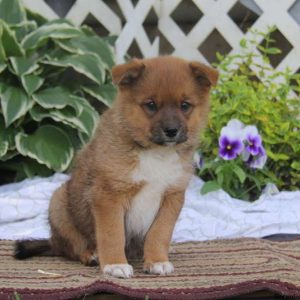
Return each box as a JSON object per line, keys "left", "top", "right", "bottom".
{"left": 0, "top": 0, "right": 116, "bottom": 182}
{"left": 199, "top": 28, "right": 300, "bottom": 201}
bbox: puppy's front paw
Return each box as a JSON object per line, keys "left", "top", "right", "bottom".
{"left": 144, "top": 261, "right": 174, "bottom": 275}
{"left": 103, "top": 264, "right": 133, "bottom": 278}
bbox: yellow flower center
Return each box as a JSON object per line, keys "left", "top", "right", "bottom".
{"left": 227, "top": 145, "right": 232, "bottom": 150}
{"left": 249, "top": 142, "right": 253, "bottom": 146}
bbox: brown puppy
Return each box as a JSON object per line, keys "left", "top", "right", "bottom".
{"left": 15, "top": 56, "right": 218, "bottom": 278}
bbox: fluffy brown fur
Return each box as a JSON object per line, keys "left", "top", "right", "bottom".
{"left": 15, "top": 56, "right": 218, "bottom": 278}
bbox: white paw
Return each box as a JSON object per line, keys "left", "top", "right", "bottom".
{"left": 103, "top": 264, "right": 133, "bottom": 278}
{"left": 149, "top": 261, "right": 174, "bottom": 275}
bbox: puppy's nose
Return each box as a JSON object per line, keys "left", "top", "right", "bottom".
{"left": 164, "top": 128, "right": 178, "bottom": 138}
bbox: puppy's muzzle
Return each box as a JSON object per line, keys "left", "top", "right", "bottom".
{"left": 151, "top": 126, "right": 187, "bottom": 145}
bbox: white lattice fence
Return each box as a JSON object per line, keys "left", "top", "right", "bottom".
{"left": 23, "top": 0, "right": 300, "bottom": 75}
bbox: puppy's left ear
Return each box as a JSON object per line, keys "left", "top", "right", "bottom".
{"left": 189, "top": 62, "right": 219, "bottom": 88}
{"left": 112, "top": 59, "right": 145, "bottom": 87}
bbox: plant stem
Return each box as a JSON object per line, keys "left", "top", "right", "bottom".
{"left": 237, "top": 184, "right": 258, "bottom": 199}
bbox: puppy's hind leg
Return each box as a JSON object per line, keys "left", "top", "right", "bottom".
{"left": 49, "top": 184, "right": 97, "bottom": 266}
{"left": 79, "top": 249, "right": 99, "bottom": 266}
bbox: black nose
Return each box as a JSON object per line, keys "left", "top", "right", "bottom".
{"left": 164, "top": 128, "right": 178, "bottom": 138}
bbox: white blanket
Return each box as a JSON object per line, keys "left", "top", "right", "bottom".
{"left": 0, "top": 174, "right": 300, "bottom": 241}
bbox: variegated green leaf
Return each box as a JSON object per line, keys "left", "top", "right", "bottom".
{"left": 57, "top": 35, "right": 115, "bottom": 68}
{"left": 15, "top": 125, "right": 74, "bottom": 172}
{"left": 47, "top": 19, "right": 75, "bottom": 27}
{"left": 30, "top": 110, "right": 85, "bottom": 149}
{"left": 30, "top": 106, "right": 87, "bottom": 134}
{"left": 20, "top": 158, "right": 53, "bottom": 178}
{"left": 25, "top": 8, "right": 48, "bottom": 26}
{"left": 31, "top": 97, "right": 98, "bottom": 136}
{"left": 78, "top": 132, "right": 90, "bottom": 144}
{"left": 102, "top": 35, "right": 118, "bottom": 47}
{"left": 0, "top": 62, "right": 6, "bottom": 74}
{"left": 22, "top": 22, "right": 82, "bottom": 50}
{"left": 74, "top": 96, "right": 99, "bottom": 136}
{"left": 0, "top": 84, "right": 33, "bottom": 126}
{"left": 0, "top": 0, "right": 26, "bottom": 25}
{"left": 9, "top": 20, "right": 37, "bottom": 31}
{"left": 80, "top": 25, "right": 96, "bottom": 37}
{"left": 42, "top": 53, "right": 105, "bottom": 85}
{"left": 0, "top": 20, "right": 24, "bottom": 57}
{"left": 32, "top": 87, "right": 82, "bottom": 115}
{"left": 10, "top": 20, "right": 37, "bottom": 40}
{"left": 10, "top": 56, "right": 39, "bottom": 76}
{"left": 57, "top": 124, "right": 85, "bottom": 151}
{"left": 0, "top": 116, "right": 17, "bottom": 157}
{"left": 0, "top": 116, "right": 17, "bottom": 149}
{"left": 2, "top": 157, "right": 53, "bottom": 181}
{"left": 0, "top": 149, "right": 17, "bottom": 161}
{"left": 21, "top": 74, "right": 44, "bottom": 95}
{"left": 0, "top": 24, "right": 6, "bottom": 61}
{"left": 82, "top": 84, "right": 116, "bottom": 107}
{"left": 32, "top": 87, "right": 70, "bottom": 109}
{"left": 0, "top": 140, "right": 8, "bottom": 157}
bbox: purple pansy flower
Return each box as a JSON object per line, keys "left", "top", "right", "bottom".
{"left": 246, "top": 134, "right": 262, "bottom": 155}
{"left": 246, "top": 145, "right": 267, "bottom": 169}
{"left": 219, "top": 136, "right": 243, "bottom": 160}
{"left": 243, "top": 125, "right": 262, "bottom": 156}
{"left": 226, "top": 119, "right": 244, "bottom": 132}
{"left": 218, "top": 119, "right": 244, "bottom": 160}
{"left": 218, "top": 119, "right": 267, "bottom": 168}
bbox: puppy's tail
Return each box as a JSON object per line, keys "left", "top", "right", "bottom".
{"left": 14, "top": 240, "right": 53, "bottom": 259}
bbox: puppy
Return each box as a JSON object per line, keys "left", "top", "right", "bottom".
{"left": 15, "top": 56, "right": 218, "bottom": 278}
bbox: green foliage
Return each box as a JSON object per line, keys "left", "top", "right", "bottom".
{"left": 0, "top": 0, "right": 116, "bottom": 182}
{"left": 200, "top": 28, "right": 300, "bottom": 200}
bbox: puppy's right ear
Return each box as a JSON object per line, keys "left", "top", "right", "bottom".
{"left": 112, "top": 59, "right": 145, "bottom": 87}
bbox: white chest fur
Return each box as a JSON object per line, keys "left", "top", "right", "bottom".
{"left": 125, "top": 147, "right": 184, "bottom": 240}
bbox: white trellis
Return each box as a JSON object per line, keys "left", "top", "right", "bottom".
{"left": 22, "top": 0, "right": 300, "bottom": 75}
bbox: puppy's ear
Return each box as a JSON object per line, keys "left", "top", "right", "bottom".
{"left": 112, "top": 59, "right": 145, "bottom": 86}
{"left": 189, "top": 62, "right": 219, "bottom": 88}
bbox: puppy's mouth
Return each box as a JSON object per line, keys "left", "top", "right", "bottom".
{"left": 164, "top": 142, "right": 177, "bottom": 146}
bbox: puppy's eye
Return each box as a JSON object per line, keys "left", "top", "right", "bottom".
{"left": 143, "top": 100, "right": 157, "bottom": 113}
{"left": 180, "top": 101, "right": 192, "bottom": 113}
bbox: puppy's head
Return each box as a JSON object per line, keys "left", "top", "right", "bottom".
{"left": 112, "top": 56, "right": 218, "bottom": 148}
